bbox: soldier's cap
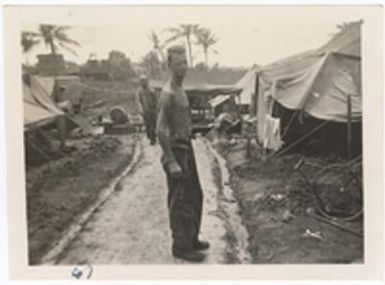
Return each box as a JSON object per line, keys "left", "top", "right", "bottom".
{"left": 139, "top": 75, "right": 148, "bottom": 80}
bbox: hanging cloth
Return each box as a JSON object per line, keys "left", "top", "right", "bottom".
{"left": 263, "top": 114, "right": 283, "bottom": 151}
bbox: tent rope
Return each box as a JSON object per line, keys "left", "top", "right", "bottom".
{"left": 73, "top": 81, "right": 131, "bottom": 95}
{"left": 266, "top": 120, "right": 329, "bottom": 161}
{"left": 25, "top": 135, "right": 51, "bottom": 162}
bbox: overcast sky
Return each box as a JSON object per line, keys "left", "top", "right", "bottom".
{"left": 21, "top": 6, "right": 362, "bottom": 68}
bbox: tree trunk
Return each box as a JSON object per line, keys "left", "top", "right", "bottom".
{"left": 49, "top": 41, "right": 56, "bottom": 55}
{"left": 49, "top": 41, "right": 59, "bottom": 76}
{"left": 186, "top": 34, "right": 193, "bottom": 67}
{"left": 204, "top": 47, "right": 208, "bottom": 67}
{"left": 157, "top": 48, "right": 166, "bottom": 70}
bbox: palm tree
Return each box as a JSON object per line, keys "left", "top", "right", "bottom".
{"left": 21, "top": 31, "right": 40, "bottom": 64}
{"left": 165, "top": 24, "right": 203, "bottom": 67}
{"left": 38, "top": 24, "right": 80, "bottom": 56}
{"left": 148, "top": 30, "right": 166, "bottom": 68}
{"left": 196, "top": 28, "right": 218, "bottom": 67}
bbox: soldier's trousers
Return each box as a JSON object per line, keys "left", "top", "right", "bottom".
{"left": 142, "top": 111, "right": 157, "bottom": 143}
{"left": 163, "top": 144, "right": 203, "bottom": 250}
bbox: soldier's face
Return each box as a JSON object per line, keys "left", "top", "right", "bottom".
{"left": 140, "top": 79, "right": 148, "bottom": 88}
{"left": 169, "top": 53, "right": 187, "bottom": 78}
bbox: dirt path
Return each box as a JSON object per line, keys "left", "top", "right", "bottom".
{"left": 57, "top": 136, "right": 240, "bottom": 264}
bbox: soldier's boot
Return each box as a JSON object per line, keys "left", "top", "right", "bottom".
{"left": 172, "top": 247, "right": 206, "bottom": 262}
{"left": 193, "top": 240, "right": 210, "bottom": 251}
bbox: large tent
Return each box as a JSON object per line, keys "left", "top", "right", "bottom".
{"left": 237, "top": 21, "right": 362, "bottom": 149}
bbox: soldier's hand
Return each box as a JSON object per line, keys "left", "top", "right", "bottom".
{"left": 168, "top": 161, "right": 183, "bottom": 179}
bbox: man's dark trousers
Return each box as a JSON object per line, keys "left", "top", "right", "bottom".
{"left": 163, "top": 143, "right": 203, "bottom": 251}
{"left": 143, "top": 111, "right": 157, "bottom": 143}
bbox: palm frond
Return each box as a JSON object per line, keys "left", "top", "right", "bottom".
{"left": 37, "top": 23, "right": 80, "bottom": 54}
{"left": 165, "top": 27, "right": 183, "bottom": 35}
{"left": 21, "top": 31, "right": 41, "bottom": 53}
{"left": 54, "top": 32, "right": 81, "bottom": 47}
{"left": 54, "top": 25, "right": 71, "bottom": 33}
{"left": 164, "top": 33, "right": 183, "bottom": 44}
{"left": 22, "top": 31, "right": 41, "bottom": 37}
{"left": 148, "top": 30, "right": 162, "bottom": 48}
{"left": 195, "top": 28, "right": 218, "bottom": 48}
{"left": 58, "top": 42, "right": 78, "bottom": 56}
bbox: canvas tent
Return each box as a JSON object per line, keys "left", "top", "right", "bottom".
{"left": 235, "top": 64, "right": 261, "bottom": 106}
{"left": 209, "top": 94, "right": 238, "bottom": 117}
{"left": 24, "top": 74, "right": 81, "bottom": 164}
{"left": 209, "top": 94, "right": 232, "bottom": 109}
{"left": 237, "top": 21, "right": 362, "bottom": 150}
{"left": 23, "top": 74, "right": 66, "bottom": 130}
{"left": 34, "top": 75, "right": 83, "bottom": 107}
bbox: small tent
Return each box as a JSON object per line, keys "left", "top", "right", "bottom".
{"left": 23, "top": 74, "right": 79, "bottom": 164}
{"left": 23, "top": 74, "right": 66, "bottom": 130}
{"left": 235, "top": 64, "right": 261, "bottom": 106}
{"left": 35, "top": 75, "right": 83, "bottom": 108}
{"left": 238, "top": 21, "right": 362, "bottom": 153}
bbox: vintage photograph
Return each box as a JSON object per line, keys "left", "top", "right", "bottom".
{"left": 17, "top": 5, "right": 366, "bottom": 269}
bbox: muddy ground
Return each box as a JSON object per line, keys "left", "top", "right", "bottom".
{"left": 212, "top": 138, "right": 363, "bottom": 264}
{"left": 26, "top": 134, "right": 137, "bottom": 264}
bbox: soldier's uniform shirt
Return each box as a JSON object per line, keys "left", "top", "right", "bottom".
{"left": 136, "top": 86, "right": 158, "bottom": 142}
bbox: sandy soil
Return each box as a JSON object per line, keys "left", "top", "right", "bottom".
{"left": 213, "top": 139, "right": 363, "bottom": 264}
{"left": 57, "top": 137, "right": 241, "bottom": 265}
{"left": 26, "top": 134, "right": 137, "bottom": 265}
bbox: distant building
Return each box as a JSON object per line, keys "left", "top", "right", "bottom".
{"left": 36, "top": 54, "right": 67, "bottom": 76}
{"left": 209, "top": 94, "right": 237, "bottom": 117}
{"left": 81, "top": 59, "right": 111, "bottom": 80}
{"left": 65, "top": 61, "right": 81, "bottom": 75}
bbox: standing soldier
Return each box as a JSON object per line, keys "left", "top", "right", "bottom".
{"left": 136, "top": 75, "right": 158, "bottom": 145}
{"left": 156, "top": 46, "right": 209, "bottom": 262}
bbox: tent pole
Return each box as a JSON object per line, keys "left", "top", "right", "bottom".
{"left": 246, "top": 72, "right": 259, "bottom": 157}
{"left": 56, "top": 115, "right": 67, "bottom": 149}
{"left": 281, "top": 111, "right": 298, "bottom": 139}
{"left": 347, "top": 94, "right": 352, "bottom": 159}
{"left": 255, "top": 73, "right": 259, "bottom": 114}
{"left": 251, "top": 72, "right": 259, "bottom": 117}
